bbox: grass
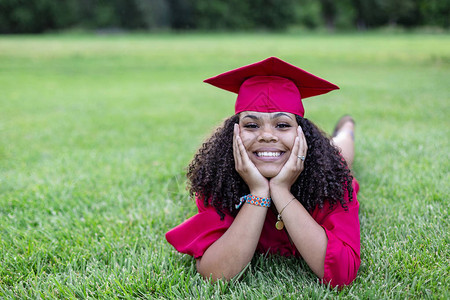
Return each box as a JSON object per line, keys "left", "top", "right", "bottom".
{"left": 0, "top": 32, "right": 449, "bottom": 299}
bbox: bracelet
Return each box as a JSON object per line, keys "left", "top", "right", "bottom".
{"left": 235, "top": 194, "right": 271, "bottom": 209}
{"left": 275, "top": 197, "right": 296, "bottom": 230}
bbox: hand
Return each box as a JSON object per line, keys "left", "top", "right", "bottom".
{"left": 233, "top": 124, "right": 269, "bottom": 197}
{"left": 270, "top": 126, "right": 307, "bottom": 192}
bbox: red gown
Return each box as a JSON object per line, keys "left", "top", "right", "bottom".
{"left": 166, "top": 179, "right": 360, "bottom": 287}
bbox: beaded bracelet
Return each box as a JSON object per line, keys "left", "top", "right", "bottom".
{"left": 235, "top": 194, "right": 272, "bottom": 209}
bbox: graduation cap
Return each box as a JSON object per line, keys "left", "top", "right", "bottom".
{"left": 204, "top": 57, "right": 339, "bottom": 117}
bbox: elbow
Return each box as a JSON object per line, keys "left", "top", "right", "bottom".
{"left": 196, "top": 258, "right": 235, "bottom": 282}
{"left": 315, "top": 269, "right": 325, "bottom": 281}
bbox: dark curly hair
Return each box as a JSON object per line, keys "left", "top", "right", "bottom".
{"left": 186, "top": 114, "right": 353, "bottom": 219}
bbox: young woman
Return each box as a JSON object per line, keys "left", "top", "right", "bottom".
{"left": 166, "top": 57, "right": 360, "bottom": 287}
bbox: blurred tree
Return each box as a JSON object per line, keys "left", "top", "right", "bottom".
{"left": 352, "top": 0, "right": 367, "bottom": 29}
{"left": 250, "top": 0, "right": 297, "bottom": 30}
{"left": 0, "top": 0, "right": 448, "bottom": 33}
{"left": 319, "top": 0, "right": 337, "bottom": 30}
{"left": 114, "top": 0, "right": 146, "bottom": 29}
{"left": 93, "top": 2, "right": 118, "bottom": 28}
{"left": 168, "top": 0, "right": 195, "bottom": 29}
{"left": 0, "top": 0, "right": 80, "bottom": 33}
{"left": 335, "top": 0, "right": 356, "bottom": 30}
{"left": 294, "top": 0, "right": 323, "bottom": 29}
{"left": 351, "top": 0, "right": 425, "bottom": 28}
{"left": 192, "top": 0, "right": 296, "bottom": 30}
{"left": 420, "top": 0, "right": 450, "bottom": 28}
{"left": 377, "top": 0, "right": 418, "bottom": 26}
{"left": 351, "top": 0, "right": 387, "bottom": 28}
{"left": 135, "top": 0, "right": 171, "bottom": 29}
{"left": 316, "top": 0, "right": 357, "bottom": 30}
{"left": 193, "top": 0, "right": 253, "bottom": 30}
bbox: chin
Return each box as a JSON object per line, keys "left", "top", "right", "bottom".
{"left": 259, "top": 167, "right": 282, "bottom": 179}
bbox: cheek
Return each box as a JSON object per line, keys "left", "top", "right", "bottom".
{"left": 239, "top": 132, "right": 255, "bottom": 150}
{"left": 284, "top": 133, "right": 298, "bottom": 151}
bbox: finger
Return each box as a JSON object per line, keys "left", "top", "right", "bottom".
{"left": 294, "top": 136, "right": 303, "bottom": 168}
{"left": 276, "top": 135, "right": 299, "bottom": 175}
{"left": 276, "top": 135, "right": 301, "bottom": 183}
{"left": 296, "top": 126, "right": 306, "bottom": 168}
{"left": 236, "top": 131, "right": 251, "bottom": 165}
{"left": 298, "top": 125, "right": 308, "bottom": 156}
{"left": 233, "top": 124, "right": 242, "bottom": 168}
{"left": 282, "top": 126, "right": 302, "bottom": 167}
{"left": 290, "top": 135, "right": 300, "bottom": 161}
{"left": 236, "top": 124, "right": 247, "bottom": 166}
{"left": 232, "top": 124, "right": 249, "bottom": 163}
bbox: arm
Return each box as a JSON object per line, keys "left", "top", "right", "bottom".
{"left": 270, "top": 188, "right": 327, "bottom": 278}
{"left": 196, "top": 201, "right": 268, "bottom": 280}
{"left": 269, "top": 126, "right": 327, "bottom": 278}
{"left": 196, "top": 124, "right": 269, "bottom": 281}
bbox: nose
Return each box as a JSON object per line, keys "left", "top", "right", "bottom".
{"left": 257, "top": 126, "right": 278, "bottom": 143}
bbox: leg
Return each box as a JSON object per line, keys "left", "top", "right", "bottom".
{"left": 331, "top": 116, "right": 355, "bottom": 169}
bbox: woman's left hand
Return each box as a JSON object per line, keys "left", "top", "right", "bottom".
{"left": 270, "top": 126, "right": 308, "bottom": 191}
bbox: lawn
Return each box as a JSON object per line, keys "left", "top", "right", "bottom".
{"left": 0, "top": 32, "right": 449, "bottom": 299}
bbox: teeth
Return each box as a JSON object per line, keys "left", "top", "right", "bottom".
{"left": 257, "top": 152, "right": 281, "bottom": 157}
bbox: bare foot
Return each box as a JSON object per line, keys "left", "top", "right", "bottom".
{"left": 332, "top": 115, "right": 355, "bottom": 140}
{"left": 332, "top": 115, "right": 355, "bottom": 168}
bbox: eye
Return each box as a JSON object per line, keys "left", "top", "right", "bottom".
{"left": 243, "top": 123, "right": 259, "bottom": 129}
{"left": 276, "top": 123, "right": 292, "bottom": 129}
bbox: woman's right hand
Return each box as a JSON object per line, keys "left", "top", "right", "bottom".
{"left": 233, "top": 124, "right": 269, "bottom": 197}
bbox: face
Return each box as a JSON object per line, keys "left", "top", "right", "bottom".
{"left": 238, "top": 111, "right": 298, "bottom": 178}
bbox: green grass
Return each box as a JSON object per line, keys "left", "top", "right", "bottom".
{"left": 0, "top": 32, "right": 449, "bottom": 299}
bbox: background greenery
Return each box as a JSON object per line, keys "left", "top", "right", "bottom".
{"left": 0, "top": 32, "right": 449, "bottom": 298}
{"left": 0, "top": 0, "right": 449, "bottom": 33}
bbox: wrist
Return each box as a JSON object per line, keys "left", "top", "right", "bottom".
{"left": 268, "top": 184, "right": 290, "bottom": 196}
{"left": 270, "top": 188, "right": 294, "bottom": 206}
{"left": 249, "top": 188, "right": 270, "bottom": 199}
{"left": 236, "top": 194, "right": 272, "bottom": 209}
{"left": 269, "top": 177, "right": 290, "bottom": 188}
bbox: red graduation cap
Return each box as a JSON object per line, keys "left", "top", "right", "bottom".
{"left": 204, "top": 57, "right": 339, "bottom": 117}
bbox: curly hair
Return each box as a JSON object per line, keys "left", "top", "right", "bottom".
{"left": 186, "top": 114, "right": 353, "bottom": 219}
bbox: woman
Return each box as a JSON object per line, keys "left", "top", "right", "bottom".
{"left": 166, "top": 57, "right": 360, "bottom": 287}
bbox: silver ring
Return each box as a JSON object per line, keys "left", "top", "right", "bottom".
{"left": 297, "top": 155, "right": 305, "bottom": 161}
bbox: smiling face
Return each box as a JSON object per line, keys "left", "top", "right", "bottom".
{"left": 238, "top": 111, "right": 299, "bottom": 178}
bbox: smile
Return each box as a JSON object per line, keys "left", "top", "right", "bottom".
{"left": 255, "top": 151, "right": 283, "bottom": 157}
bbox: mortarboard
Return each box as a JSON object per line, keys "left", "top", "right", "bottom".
{"left": 204, "top": 57, "right": 339, "bottom": 117}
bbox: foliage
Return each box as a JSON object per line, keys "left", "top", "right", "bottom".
{"left": 0, "top": 0, "right": 449, "bottom": 33}
{"left": 192, "top": 0, "right": 251, "bottom": 30}
{"left": 420, "top": 0, "right": 450, "bottom": 28}
{"left": 189, "top": 0, "right": 298, "bottom": 30}
{"left": 295, "top": 0, "right": 323, "bottom": 29}
{"left": 0, "top": 0, "right": 79, "bottom": 33}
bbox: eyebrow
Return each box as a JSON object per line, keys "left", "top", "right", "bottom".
{"left": 242, "top": 115, "right": 259, "bottom": 120}
{"left": 272, "top": 112, "right": 293, "bottom": 120}
{"left": 241, "top": 113, "right": 293, "bottom": 121}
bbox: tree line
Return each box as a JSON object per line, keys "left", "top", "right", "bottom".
{"left": 0, "top": 0, "right": 448, "bottom": 34}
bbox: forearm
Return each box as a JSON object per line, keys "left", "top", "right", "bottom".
{"left": 271, "top": 187, "right": 327, "bottom": 278}
{"left": 196, "top": 202, "right": 268, "bottom": 281}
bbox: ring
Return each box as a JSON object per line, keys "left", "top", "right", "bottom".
{"left": 297, "top": 155, "right": 305, "bottom": 161}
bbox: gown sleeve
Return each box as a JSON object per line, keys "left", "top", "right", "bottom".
{"left": 313, "top": 179, "right": 361, "bottom": 287}
{"left": 165, "top": 197, "right": 233, "bottom": 259}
